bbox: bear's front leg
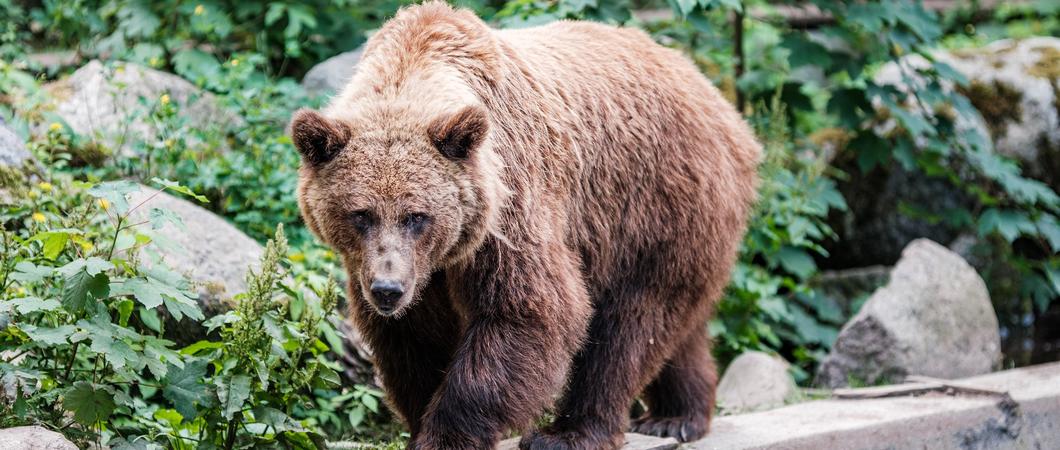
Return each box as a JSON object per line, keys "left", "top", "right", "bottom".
{"left": 411, "top": 241, "right": 592, "bottom": 450}
{"left": 350, "top": 273, "right": 461, "bottom": 438}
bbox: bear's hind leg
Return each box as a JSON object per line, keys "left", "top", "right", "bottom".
{"left": 631, "top": 328, "right": 717, "bottom": 441}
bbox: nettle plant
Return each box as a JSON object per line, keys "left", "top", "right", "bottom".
{"left": 0, "top": 163, "right": 377, "bottom": 448}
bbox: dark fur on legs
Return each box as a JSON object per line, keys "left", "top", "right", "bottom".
{"left": 350, "top": 272, "right": 460, "bottom": 438}
{"left": 523, "top": 249, "right": 722, "bottom": 449}
{"left": 632, "top": 329, "right": 717, "bottom": 442}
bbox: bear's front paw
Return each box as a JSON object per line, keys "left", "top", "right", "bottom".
{"left": 630, "top": 414, "right": 709, "bottom": 442}
{"left": 518, "top": 427, "right": 622, "bottom": 450}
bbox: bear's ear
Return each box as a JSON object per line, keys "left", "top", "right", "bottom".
{"left": 428, "top": 106, "right": 489, "bottom": 160}
{"left": 290, "top": 108, "right": 352, "bottom": 166}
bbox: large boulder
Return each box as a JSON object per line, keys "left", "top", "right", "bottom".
{"left": 0, "top": 426, "right": 77, "bottom": 450}
{"left": 301, "top": 47, "right": 364, "bottom": 98}
{"left": 0, "top": 119, "right": 38, "bottom": 203}
{"left": 127, "top": 185, "right": 262, "bottom": 328}
{"left": 125, "top": 185, "right": 373, "bottom": 383}
{"left": 0, "top": 119, "right": 32, "bottom": 168}
{"left": 815, "top": 239, "right": 1001, "bottom": 388}
{"left": 40, "top": 60, "right": 239, "bottom": 156}
{"left": 716, "top": 351, "right": 796, "bottom": 414}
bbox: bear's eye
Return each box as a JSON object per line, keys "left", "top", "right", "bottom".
{"left": 349, "top": 210, "right": 374, "bottom": 234}
{"left": 402, "top": 213, "right": 431, "bottom": 235}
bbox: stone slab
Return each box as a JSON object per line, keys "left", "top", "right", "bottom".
{"left": 689, "top": 362, "right": 1060, "bottom": 449}
{"left": 498, "top": 433, "right": 678, "bottom": 450}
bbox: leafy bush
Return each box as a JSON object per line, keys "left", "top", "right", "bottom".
{"left": 0, "top": 168, "right": 387, "bottom": 447}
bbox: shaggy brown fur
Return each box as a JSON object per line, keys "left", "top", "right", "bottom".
{"left": 292, "top": 2, "right": 760, "bottom": 449}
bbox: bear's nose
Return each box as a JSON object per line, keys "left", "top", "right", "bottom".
{"left": 370, "top": 279, "right": 404, "bottom": 311}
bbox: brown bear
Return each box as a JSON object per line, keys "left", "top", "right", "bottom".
{"left": 291, "top": 2, "right": 760, "bottom": 449}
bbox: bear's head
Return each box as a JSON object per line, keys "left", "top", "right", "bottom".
{"left": 291, "top": 104, "right": 504, "bottom": 317}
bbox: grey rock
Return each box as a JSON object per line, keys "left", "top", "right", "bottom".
{"left": 813, "top": 266, "right": 891, "bottom": 317}
{"left": 716, "top": 351, "right": 797, "bottom": 414}
{"left": 875, "top": 37, "right": 1060, "bottom": 189}
{"left": 816, "top": 239, "right": 1001, "bottom": 388}
{"left": 301, "top": 47, "right": 364, "bottom": 97}
{"left": 25, "top": 50, "right": 81, "bottom": 73}
{"left": 125, "top": 185, "right": 374, "bottom": 382}
{"left": 126, "top": 185, "right": 262, "bottom": 342}
{"left": 0, "top": 426, "right": 77, "bottom": 450}
{"left": 0, "top": 120, "right": 31, "bottom": 168}
{"left": 40, "top": 60, "right": 239, "bottom": 156}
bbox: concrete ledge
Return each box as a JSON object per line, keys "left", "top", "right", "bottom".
{"left": 690, "top": 362, "right": 1060, "bottom": 449}
{"left": 499, "top": 433, "right": 678, "bottom": 450}
{"left": 497, "top": 362, "right": 1060, "bottom": 449}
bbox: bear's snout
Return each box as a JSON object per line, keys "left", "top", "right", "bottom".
{"left": 369, "top": 279, "right": 406, "bottom": 315}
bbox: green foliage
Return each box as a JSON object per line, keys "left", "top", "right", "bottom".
{"left": 714, "top": 98, "right": 847, "bottom": 378}
{"left": 11, "top": 0, "right": 406, "bottom": 77}
{"left": 0, "top": 172, "right": 386, "bottom": 447}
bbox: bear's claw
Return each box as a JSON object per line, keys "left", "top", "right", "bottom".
{"left": 518, "top": 428, "right": 622, "bottom": 450}
{"left": 630, "top": 415, "right": 709, "bottom": 442}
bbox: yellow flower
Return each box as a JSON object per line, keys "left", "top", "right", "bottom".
{"left": 38, "top": 182, "right": 53, "bottom": 192}
{"left": 160, "top": 94, "right": 171, "bottom": 105}
{"left": 149, "top": 56, "right": 160, "bottom": 67}
{"left": 164, "top": 138, "right": 175, "bottom": 148}
{"left": 27, "top": 190, "right": 39, "bottom": 199}
{"left": 289, "top": 252, "right": 306, "bottom": 263}
{"left": 115, "top": 65, "right": 125, "bottom": 74}
{"left": 16, "top": 287, "right": 26, "bottom": 296}
{"left": 31, "top": 212, "right": 46, "bottom": 223}
{"left": 48, "top": 122, "right": 61, "bottom": 132}
{"left": 97, "top": 198, "right": 110, "bottom": 210}
{"left": 194, "top": 4, "right": 204, "bottom": 15}
{"left": 79, "top": 241, "right": 95, "bottom": 252}
{"left": 323, "top": 250, "right": 335, "bottom": 259}
{"left": 231, "top": 58, "right": 240, "bottom": 67}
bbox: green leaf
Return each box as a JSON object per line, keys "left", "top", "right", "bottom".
{"left": 148, "top": 207, "right": 185, "bottom": 230}
{"left": 10, "top": 262, "right": 54, "bottom": 283}
{"left": 30, "top": 231, "right": 71, "bottom": 260}
{"left": 361, "top": 393, "right": 379, "bottom": 413}
{"left": 163, "top": 358, "right": 211, "bottom": 419}
{"left": 143, "top": 336, "right": 183, "bottom": 379}
{"left": 217, "top": 375, "right": 252, "bottom": 420}
{"left": 62, "top": 269, "right": 110, "bottom": 314}
{"left": 670, "top": 0, "right": 698, "bottom": 17}
{"left": 932, "top": 61, "right": 968, "bottom": 87}
{"left": 150, "top": 178, "right": 208, "bottom": 203}
{"left": 87, "top": 180, "right": 141, "bottom": 215}
{"left": 348, "top": 405, "right": 365, "bottom": 427}
{"left": 849, "top": 132, "right": 890, "bottom": 172}
{"left": 252, "top": 406, "right": 304, "bottom": 433}
{"left": 57, "top": 257, "right": 113, "bottom": 278}
{"left": 775, "top": 247, "right": 817, "bottom": 279}
{"left": 116, "top": 299, "right": 134, "bottom": 326}
{"left": 7, "top": 297, "right": 62, "bottom": 314}
{"left": 1037, "top": 214, "right": 1060, "bottom": 253}
{"left": 978, "top": 209, "right": 1037, "bottom": 242}
{"left": 22, "top": 324, "right": 76, "bottom": 345}
{"left": 64, "top": 381, "right": 116, "bottom": 426}
{"left": 781, "top": 33, "right": 832, "bottom": 69}
{"left": 827, "top": 88, "right": 871, "bottom": 129}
